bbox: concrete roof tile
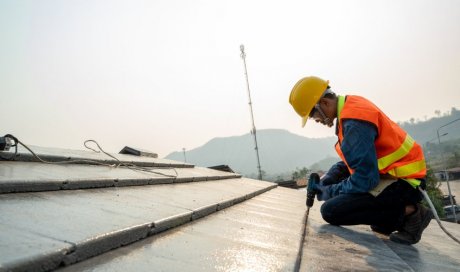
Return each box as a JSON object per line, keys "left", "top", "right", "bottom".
{"left": 59, "top": 187, "right": 306, "bottom": 272}
{"left": 0, "top": 162, "right": 240, "bottom": 193}
{"left": 0, "top": 174, "right": 276, "bottom": 271}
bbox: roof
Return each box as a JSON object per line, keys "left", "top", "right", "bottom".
{"left": 1, "top": 145, "right": 460, "bottom": 271}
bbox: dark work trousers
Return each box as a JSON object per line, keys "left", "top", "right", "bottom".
{"left": 320, "top": 180, "right": 422, "bottom": 231}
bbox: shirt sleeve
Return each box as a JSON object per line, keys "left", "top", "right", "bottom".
{"left": 327, "top": 119, "right": 379, "bottom": 196}
{"left": 320, "top": 161, "right": 350, "bottom": 185}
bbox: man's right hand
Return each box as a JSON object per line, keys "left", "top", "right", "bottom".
{"left": 310, "top": 178, "right": 332, "bottom": 201}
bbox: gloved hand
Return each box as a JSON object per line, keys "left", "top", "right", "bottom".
{"left": 321, "top": 161, "right": 350, "bottom": 185}
{"left": 313, "top": 182, "right": 332, "bottom": 201}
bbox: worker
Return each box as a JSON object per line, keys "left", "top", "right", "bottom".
{"left": 289, "top": 76, "right": 433, "bottom": 245}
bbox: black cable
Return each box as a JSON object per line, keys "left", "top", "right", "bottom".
{"left": 419, "top": 187, "right": 460, "bottom": 245}
{"left": 0, "top": 134, "right": 18, "bottom": 160}
{"left": 2, "top": 134, "right": 178, "bottom": 178}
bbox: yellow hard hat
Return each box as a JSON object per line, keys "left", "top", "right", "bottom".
{"left": 289, "top": 76, "right": 329, "bottom": 127}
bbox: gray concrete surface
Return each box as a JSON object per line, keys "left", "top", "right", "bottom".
{"left": 300, "top": 203, "right": 413, "bottom": 271}
{"left": 301, "top": 200, "right": 460, "bottom": 272}
{"left": 0, "top": 162, "right": 240, "bottom": 193}
{"left": 0, "top": 224, "right": 72, "bottom": 271}
{"left": 381, "top": 219, "right": 460, "bottom": 271}
{"left": 0, "top": 177, "right": 275, "bottom": 271}
{"left": 61, "top": 187, "right": 460, "bottom": 272}
{"left": 59, "top": 187, "right": 307, "bottom": 272}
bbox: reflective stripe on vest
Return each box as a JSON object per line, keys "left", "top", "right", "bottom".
{"left": 378, "top": 134, "right": 415, "bottom": 170}
{"left": 403, "top": 178, "right": 421, "bottom": 188}
{"left": 378, "top": 134, "right": 424, "bottom": 188}
{"left": 387, "top": 160, "right": 426, "bottom": 178}
{"left": 337, "top": 95, "right": 345, "bottom": 120}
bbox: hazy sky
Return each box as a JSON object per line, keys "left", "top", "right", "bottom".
{"left": 1, "top": 0, "right": 459, "bottom": 157}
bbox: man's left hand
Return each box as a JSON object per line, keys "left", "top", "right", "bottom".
{"left": 315, "top": 183, "right": 332, "bottom": 201}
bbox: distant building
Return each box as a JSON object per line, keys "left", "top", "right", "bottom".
{"left": 435, "top": 167, "right": 460, "bottom": 181}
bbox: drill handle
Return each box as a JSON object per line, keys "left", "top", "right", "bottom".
{"left": 306, "top": 173, "right": 320, "bottom": 208}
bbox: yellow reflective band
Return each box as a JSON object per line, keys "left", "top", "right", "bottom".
{"left": 387, "top": 160, "right": 426, "bottom": 178}
{"left": 403, "top": 178, "right": 421, "bottom": 189}
{"left": 378, "top": 134, "right": 415, "bottom": 170}
{"left": 337, "top": 95, "right": 345, "bottom": 121}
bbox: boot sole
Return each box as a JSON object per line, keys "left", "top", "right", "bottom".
{"left": 389, "top": 207, "right": 434, "bottom": 245}
{"left": 389, "top": 233, "right": 413, "bottom": 245}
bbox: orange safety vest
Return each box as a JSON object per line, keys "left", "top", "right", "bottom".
{"left": 334, "top": 95, "right": 426, "bottom": 188}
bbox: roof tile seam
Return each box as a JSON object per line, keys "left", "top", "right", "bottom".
{"left": 191, "top": 204, "right": 218, "bottom": 221}
{"left": 5, "top": 183, "right": 278, "bottom": 271}
{"left": 1, "top": 248, "right": 68, "bottom": 272}
{"left": 6, "top": 154, "right": 196, "bottom": 168}
{"left": 150, "top": 212, "right": 193, "bottom": 235}
{"left": 0, "top": 175, "right": 243, "bottom": 194}
{"left": 62, "top": 223, "right": 152, "bottom": 267}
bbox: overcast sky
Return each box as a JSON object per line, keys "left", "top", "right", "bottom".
{"left": 1, "top": 0, "right": 459, "bottom": 157}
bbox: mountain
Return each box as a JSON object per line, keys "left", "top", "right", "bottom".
{"left": 309, "top": 156, "right": 341, "bottom": 172}
{"left": 165, "top": 129, "right": 338, "bottom": 177}
{"left": 399, "top": 108, "right": 460, "bottom": 145}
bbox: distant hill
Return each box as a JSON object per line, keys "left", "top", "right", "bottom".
{"left": 399, "top": 108, "right": 460, "bottom": 145}
{"left": 165, "top": 109, "right": 460, "bottom": 178}
{"left": 165, "top": 129, "right": 338, "bottom": 177}
{"left": 309, "top": 156, "right": 340, "bottom": 172}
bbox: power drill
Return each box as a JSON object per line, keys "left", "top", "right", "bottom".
{"left": 306, "top": 173, "right": 320, "bottom": 208}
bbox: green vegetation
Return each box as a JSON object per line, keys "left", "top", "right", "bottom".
{"left": 422, "top": 167, "right": 445, "bottom": 218}
{"left": 292, "top": 167, "right": 309, "bottom": 180}
{"left": 424, "top": 137, "right": 460, "bottom": 171}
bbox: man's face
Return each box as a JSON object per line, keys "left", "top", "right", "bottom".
{"left": 309, "top": 101, "right": 334, "bottom": 127}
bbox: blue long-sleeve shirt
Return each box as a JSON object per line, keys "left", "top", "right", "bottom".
{"left": 326, "top": 119, "right": 379, "bottom": 197}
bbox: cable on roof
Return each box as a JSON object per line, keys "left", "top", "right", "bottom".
{"left": 83, "top": 139, "right": 178, "bottom": 177}
{"left": 419, "top": 187, "right": 460, "bottom": 245}
{"left": 0, "top": 134, "right": 178, "bottom": 178}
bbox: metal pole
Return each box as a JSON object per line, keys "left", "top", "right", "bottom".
{"left": 240, "top": 44, "right": 263, "bottom": 180}
{"left": 182, "top": 148, "right": 187, "bottom": 163}
{"left": 437, "top": 118, "right": 460, "bottom": 223}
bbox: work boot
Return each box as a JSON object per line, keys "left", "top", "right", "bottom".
{"left": 389, "top": 204, "right": 433, "bottom": 245}
{"left": 370, "top": 225, "right": 394, "bottom": 236}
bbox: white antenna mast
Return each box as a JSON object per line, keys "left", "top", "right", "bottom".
{"left": 240, "top": 44, "right": 263, "bottom": 180}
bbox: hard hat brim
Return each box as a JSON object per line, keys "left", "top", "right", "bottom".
{"left": 301, "top": 116, "right": 308, "bottom": 127}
